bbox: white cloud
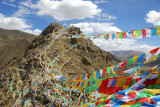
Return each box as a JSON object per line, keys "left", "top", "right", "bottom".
{"left": 145, "top": 10, "right": 160, "bottom": 26}
{"left": 91, "top": 38, "right": 157, "bottom": 52}
{"left": 1, "top": 1, "right": 16, "bottom": 7}
{"left": 98, "top": 13, "right": 117, "bottom": 21}
{"left": 9, "top": 0, "right": 15, "bottom": 2}
{"left": 94, "top": 0, "right": 109, "bottom": 4}
{"left": 0, "top": 13, "right": 31, "bottom": 30}
{"left": 13, "top": 5, "right": 33, "bottom": 17}
{"left": 24, "top": 29, "right": 42, "bottom": 35}
{"left": 15, "top": 0, "right": 101, "bottom": 21}
{"left": 71, "top": 22, "right": 121, "bottom": 34}
{"left": 0, "top": 13, "right": 41, "bottom": 35}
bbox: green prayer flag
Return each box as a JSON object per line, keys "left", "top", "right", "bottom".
{"left": 107, "top": 67, "right": 111, "bottom": 75}
{"left": 74, "top": 82, "right": 78, "bottom": 86}
{"left": 119, "top": 32, "right": 123, "bottom": 38}
{"left": 121, "top": 78, "right": 126, "bottom": 87}
{"left": 103, "top": 35, "right": 107, "bottom": 39}
{"left": 90, "top": 72, "right": 95, "bottom": 79}
{"left": 97, "top": 101, "right": 105, "bottom": 107}
{"left": 110, "top": 74, "right": 118, "bottom": 77}
{"left": 128, "top": 79, "right": 136, "bottom": 88}
{"left": 132, "top": 101, "right": 142, "bottom": 107}
{"left": 127, "top": 58, "right": 134, "bottom": 66}
{"left": 136, "top": 30, "right": 142, "bottom": 37}
{"left": 136, "top": 92, "right": 147, "bottom": 98}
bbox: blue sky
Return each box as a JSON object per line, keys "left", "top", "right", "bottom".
{"left": 0, "top": 0, "right": 160, "bottom": 52}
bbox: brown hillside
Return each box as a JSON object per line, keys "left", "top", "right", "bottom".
{"left": 0, "top": 28, "right": 37, "bottom": 70}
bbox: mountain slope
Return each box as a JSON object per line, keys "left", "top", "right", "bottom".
{"left": 0, "top": 28, "right": 37, "bottom": 70}
{"left": 0, "top": 28, "right": 36, "bottom": 47}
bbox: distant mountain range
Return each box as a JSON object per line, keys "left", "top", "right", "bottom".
{"left": 109, "top": 50, "right": 143, "bottom": 61}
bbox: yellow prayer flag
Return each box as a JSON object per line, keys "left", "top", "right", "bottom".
{"left": 78, "top": 75, "right": 83, "bottom": 80}
{"left": 157, "top": 27, "right": 160, "bottom": 35}
{"left": 93, "top": 72, "right": 96, "bottom": 79}
{"left": 116, "top": 33, "right": 119, "bottom": 39}
{"left": 115, "top": 78, "right": 122, "bottom": 87}
{"left": 132, "top": 55, "right": 139, "bottom": 63}
{"left": 133, "top": 70, "right": 139, "bottom": 76}
{"left": 133, "top": 31, "right": 137, "bottom": 38}
{"left": 110, "top": 65, "right": 116, "bottom": 74}
{"left": 123, "top": 85, "right": 128, "bottom": 90}
{"left": 51, "top": 73, "right": 55, "bottom": 78}
{"left": 99, "top": 34, "right": 104, "bottom": 37}
{"left": 97, "top": 80, "right": 102, "bottom": 87}
{"left": 146, "top": 89, "right": 160, "bottom": 94}
{"left": 144, "top": 55, "right": 157, "bottom": 64}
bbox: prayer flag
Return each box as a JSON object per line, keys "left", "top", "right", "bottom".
{"left": 157, "top": 27, "right": 160, "bottom": 35}
{"left": 151, "top": 27, "right": 157, "bottom": 36}
{"left": 142, "top": 29, "right": 146, "bottom": 38}
{"left": 144, "top": 55, "right": 157, "bottom": 64}
{"left": 120, "top": 60, "right": 128, "bottom": 68}
{"left": 96, "top": 70, "right": 100, "bottom": 78}
{"left": 138, "top": 53, "right": 145, "bottom": 63}
{"left": 107, "top": 67, "right": 111, "bottom": 75}
{"left": 116, "top": 32, "right": 119, "bottom": 39}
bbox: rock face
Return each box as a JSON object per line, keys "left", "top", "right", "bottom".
{"left": 0, "top": 23, "right": 120, "bottom": 106}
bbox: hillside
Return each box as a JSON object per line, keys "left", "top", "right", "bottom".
{"left": 0, "top": 28, "right": 37, "bottom": 70}
{"left": 0, "top": 28, "right": 36, "bottom": 47}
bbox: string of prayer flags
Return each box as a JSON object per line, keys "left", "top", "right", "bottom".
{"left": 64, "top": 47, "right": 160, "bottom": 88}
{"left": 55, "top": 26, "right": 160, "bottom": 41}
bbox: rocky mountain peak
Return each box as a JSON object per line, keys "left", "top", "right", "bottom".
{"left": 40, "top": 23, "right": 63, "bottom": 37}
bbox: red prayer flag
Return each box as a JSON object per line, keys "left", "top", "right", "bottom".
{"left": 120, "top": 60, "right": 128, "bottom": 68}
{"left": 87, "top": 73, "right": 91, "bottom": 79}
{"left": 122, "top": 32, "right": 127, "bottom": 38}
{"left": 142, "top": 30, "right": 146, "bottom": 38}
{"left": 88, "top": 81, "right": 91, "bottom": 87}
{"left": 150, "top": 47, "right": 160, "bottom": 54}
{"left": 76, "top": 82, "right": 80, "bottom": 87}
{"left": 125, "top": 77, "right": 133, "bottom": 86}
{"left": 128, "top": 92, "right": 137, "bottom": 98}
{"left": 106, "top": 34, "right": 109, "bottom": 40}
{"left": 136, "top": 78, "right": 141, "bottom": 83}
{"left": 76, "top": 76, "right": 80, "bottom": 80}
{"left": 104, "top": 99, "right": 110, "bottom": 104}
{"left": 78, "top": 100, "right": 81, "bottom": 106}
{"left": 118, "top": 71, "right": 125, "bottom": 74}
{"left": 103, "top": 68, "right": 106, "bottom": 76}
